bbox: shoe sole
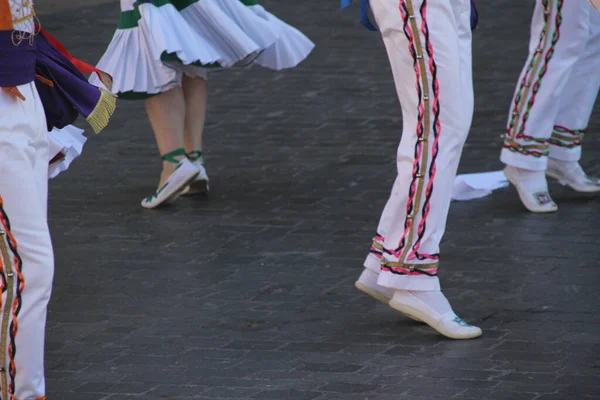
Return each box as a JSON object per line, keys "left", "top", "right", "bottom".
{"left": 142, "top": 171, "right": 200, "bottom": 209}
{"left": 181, "top": 179, "right": 210, "bottom": 196}
{"left": 505, "top": 172, "right": 558, "bottom": 213}
{"left": 355, "top": 281, "right": 422, "bottom": 322}
{"left": 546, "top": 170, "right": 600, "bottom": 193}
{"left": 388, "top": 300, "right": 482, "bottom": 340}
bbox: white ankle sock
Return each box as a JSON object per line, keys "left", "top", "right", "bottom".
{"left": 549, "top": 158, "right": 578, "bottom": 171}
{"left": 512, "top": 166, "right": 545, "bottom": 180}
{"left": 507, "top": 166, "right": 552, "bottom": 196}
{"left": 407, "top": 290, "right": 452, "bottom": 315}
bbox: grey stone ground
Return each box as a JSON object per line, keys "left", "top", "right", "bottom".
{"left": 37, "top": 1, "right": 599, "bottom": 399}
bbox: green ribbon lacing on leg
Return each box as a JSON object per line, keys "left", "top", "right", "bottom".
{"left": 161, "top": 148, "right": 187, "bottom": 164}
{"left": 144, "top": 148, "right": 187, "bottom": 203}
{"left": 186, "top": 150, "right": 203, "bottom": 162}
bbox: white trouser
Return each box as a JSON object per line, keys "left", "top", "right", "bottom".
{"left": 363, "top": 0, "right": 473, "bottom": 291}
{"left": 0, "top": 83, "right": 53, "bottom": 400}
{"left": 501, "top": 0, "right": 600, "bottom": 171}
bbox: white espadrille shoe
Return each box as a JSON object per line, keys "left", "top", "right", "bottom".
{"left": 388, "top": 291, "right": 482, "bottom": 340}
{"left": 355, "top": 268, "right": 422, "bottom": 322}
{"left": 181, "top": 153, "right": 210, "bottom": 196}
{"left": 504, "top": 165, "right": 558, "bottom": 213}
{"left": 141, "top": 150, "right": 199, "bottom": 209}
{"left": 546, "top": 159, "right": 600, "bottom": 193}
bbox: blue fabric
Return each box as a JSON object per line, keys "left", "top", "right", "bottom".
{"left": 341, "top": 0, "right": 479, "bottom": 32}
{"left": 340, "top": 0, "right": 377, "bottom": 32}
{"left": 471, "top": 0, "right": 479, "bottom": 31}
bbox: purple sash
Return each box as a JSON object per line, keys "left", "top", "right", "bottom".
{"left": 34, "top": 33, "right": 105, "bottom": 130}
{"left": 0, "top": 31, "right": 36, "bottom": 87}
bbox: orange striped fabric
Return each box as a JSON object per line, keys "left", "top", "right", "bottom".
{"left": 0, "top": 0, "right": 13, "bottom": 30}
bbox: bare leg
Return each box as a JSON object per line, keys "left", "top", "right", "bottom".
{"left": 180, "top": 75, "right": 210, "bottom": 195}
{"left": 182, "top": 75, "right": 208, "bottom": 160}
{"left": 145, "top": 86, "right": 186, "bottom": 188}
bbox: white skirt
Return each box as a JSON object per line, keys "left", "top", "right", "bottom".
{"left": 91, "top": 0, "right": 315, "bottom": 99}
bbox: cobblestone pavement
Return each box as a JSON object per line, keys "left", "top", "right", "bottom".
{"left": 38, "top": 1, "right": 600, "bottom": 399}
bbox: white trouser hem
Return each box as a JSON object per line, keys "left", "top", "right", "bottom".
{"left": 363, "top": 253, "right": 382, "bottom": 274}
{"left": 377, "top": 271, "right": 441, "bottom": 291}
{"left": 501, "top": 149, "right": 548, "bottom": 171}
{"left": 549, "top": 146, "right": 582, "bottom": 162}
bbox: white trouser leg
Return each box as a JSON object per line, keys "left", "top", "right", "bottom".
{"left": 501, "top": 0, "right": 594, "bottom": 171}
{"left": 0, "top": 83, "right": 53, "bottom": 400}
{"left": 364, "top": 0, "right": 473, "bottom": 291}
{"left": 549, "top": 6, "right": 600, "bottom": 162}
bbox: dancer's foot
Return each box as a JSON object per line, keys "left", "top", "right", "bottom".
{"left": 141, "top": 149, "right": 199, "bottom": 209}
{"left": 504, "top": 165, "right": 558, "bottom": 213}
{"left": 181, "top": 151, "right": 210, "bottom": 196}
{"left": 388, "top": 290, "right": 482, "bottom": 340}
{"left": 355, "top": 268, "right": 422, "bottom": 322}
{"left": 546, "top": 159, "right": 600, "bottom": 193}
{"left": 355, "top": 268, "right": 394, "bottom": 304}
